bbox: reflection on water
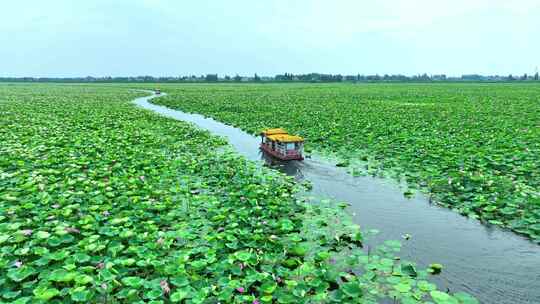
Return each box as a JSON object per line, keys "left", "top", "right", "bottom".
{"left": 260, "top": 152, "right": 305, "bottom": 180}
{"left": 134, "top": 93, "right": 540, "bottom": 304}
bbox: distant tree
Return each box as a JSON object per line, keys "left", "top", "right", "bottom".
{"left": 432, "top": 74, "right": 446, "bottom": 81}
{"left": 420, "top": 73, "right": 431, "bottom": 81}
{"left": 320, "top": 74, "right": 333, "bottom": 82}
{"left": 4, "top": 72, "right": 535, "bottom": 83}
{"left": 205, "top": 74, "right": 218, "bottom": 82}
{"left": 366, "top": 74, "right": 380, "bottom": 81}
{"left": 461, "top": 74, "right": 484, "bottom": 81}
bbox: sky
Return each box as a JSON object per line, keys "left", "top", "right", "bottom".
{"left": 1, "top": 0, "right": 539, "bottom": 77}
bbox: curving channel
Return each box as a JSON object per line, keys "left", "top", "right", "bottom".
{"left": 134, "top": 92, "right": 540, "bottom": 304}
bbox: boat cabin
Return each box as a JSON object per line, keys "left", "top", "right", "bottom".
{"left": 155, "top": 89, "right": 161, "bottom": 95}
{"left": 260, "top": 128, "right": 304, "bottom": 160}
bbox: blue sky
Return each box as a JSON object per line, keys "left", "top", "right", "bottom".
{"left": 1, "top": 0, "right": 539, "bottom": 77}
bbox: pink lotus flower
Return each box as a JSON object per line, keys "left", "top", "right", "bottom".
{"left": 65, "top": 227, "right": 80, "bottom": 234}
{"left": 14, "top": 260, "right": 23, "bottom": 268}
{"left": 236, "top": 287, "right": 245, "bottom": 293}
{"left": 253, "top": 299, "right": 260, "bottom": 304}
{"left": 160, "top": 280, "right": 171, "bottom": 294}
{"left": 21, "top": 229, "right": 33, "bottom": 236}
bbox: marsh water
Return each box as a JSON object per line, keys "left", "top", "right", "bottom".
{"left": 134, "top": 93, "right": 540, "bottom": 304}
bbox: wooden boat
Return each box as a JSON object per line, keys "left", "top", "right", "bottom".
{"left": 260, "top": 128, "right": 304, "bottom": 160}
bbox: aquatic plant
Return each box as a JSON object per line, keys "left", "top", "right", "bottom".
{"left": 0, "top": 84, "right": 474, "bottom": 303}
{"left": 153, "top": 83, "right": 540, "bottom": 243}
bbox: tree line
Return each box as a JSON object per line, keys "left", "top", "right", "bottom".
{"left": 1, "top": 72, "right": 538, "bottom": 83}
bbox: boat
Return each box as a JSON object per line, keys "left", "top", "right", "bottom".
{"left": 155, "top": 89, "right": 161, "bottom": 95}
{"left": 260, "top": 128, "right": 304, "bottom": 160}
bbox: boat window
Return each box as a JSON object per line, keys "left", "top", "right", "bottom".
{"left": 286, "top": 143, "right": 295, "bottom": 150}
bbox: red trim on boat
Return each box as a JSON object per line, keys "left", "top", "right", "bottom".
{"left": 260, "top": 143, "right": 304, "bottom": 160}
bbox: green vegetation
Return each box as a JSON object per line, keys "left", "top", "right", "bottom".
{"left": 0, "top": 84, "right": 473, "bottom": 303}
{"left": 153, "top": 83, "right": 540, "bottom": 242}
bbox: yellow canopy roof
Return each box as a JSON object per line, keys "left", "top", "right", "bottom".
{"left": 267, "top": 134, "right": 304, "bottom": 143}
{"left": 261, "top": 128, "right": 288, "bottom": 136}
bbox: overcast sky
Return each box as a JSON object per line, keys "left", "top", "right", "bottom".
{"left": 1, "top": 0, "right": 539, "bottom": 77}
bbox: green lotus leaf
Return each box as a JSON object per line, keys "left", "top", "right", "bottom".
{"left": 7, "top": 266, "right": 37, "bottom": 282}
{"left": 49, "top": 269, "right": 78, "bottom": 282}
{"left": 418, "top": 280, "right": 436, "bottom": 292}
{"left": 170, "top": 288, "right": 191, "bottom": 302}
{"left": 2, "top": 290, "right": 21, "bottom": 299}
{"left": 0, "top": 234, "right": 10, "bottom": 244}
{"left": 235, "top": 251, "right": 252, "bottom": 262}
{"left": 33, "top": 285, "right": 60, "bottom": 300}
{"left": 145, "top": 289, "right": 163, "bottom": 300}
{"left": 260, "top": 281, "right": 278, "bottom": 294}
{"left": 430, "top": 290, "right": 457, "bottom": 304}
{"left": 340, "top": 282, "right": 362, "bottom": 297}
{"left": 11, "top": 296, "right": 31, "bottom": 304}
{"left": 122, "top": 276, "right": 145, "bottom": 288}
{"left": 394, "top": 282, "right": 412, "bottom": 293}
{"left": 401, "top": 263, "right": 418, "bottom": 277}
{"left": 73, "top": 253, "right": 91, "bottom": 263}
{"left": 75, "top": 274, "right": 94, "bottom": 285}
{"left": 36, "top": 231, "right": 50, "bottom": 239}
{"left": 71, "top": 286, "right": 92, "bottom": 302}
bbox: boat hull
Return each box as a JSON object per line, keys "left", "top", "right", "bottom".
{"left": 260, "top": 144, "right": 304, "bottom": 161}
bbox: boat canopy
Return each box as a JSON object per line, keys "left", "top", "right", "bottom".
{"left": 261, "top": 128, "right": 288, "bottom": 136}
{"left": 267, "top": 134, "right": 304, "bottom": 143}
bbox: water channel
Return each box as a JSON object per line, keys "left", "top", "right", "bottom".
{"left": 134, "top": 92, "right": 540, "bottom": 304}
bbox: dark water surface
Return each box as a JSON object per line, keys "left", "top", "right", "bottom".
{"left": 134, "top": 93, "right": 540, "bottom": 304}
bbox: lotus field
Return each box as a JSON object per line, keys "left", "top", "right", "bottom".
{"left": 0, "top": 84, "right": 476, "bottom": 303}
{"left": 154, "top": 83, "right": 540, "bottom": 243}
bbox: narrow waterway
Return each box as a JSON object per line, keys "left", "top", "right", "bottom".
{"left": 134, "top": 92, "right": 540, "bottom": 304}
